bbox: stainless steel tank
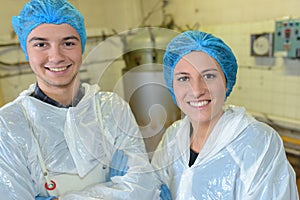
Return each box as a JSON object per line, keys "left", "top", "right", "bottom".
{"left": 122, "top": 27, "right": 180, "bottom": 158}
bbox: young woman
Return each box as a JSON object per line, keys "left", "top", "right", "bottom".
{"left": 152, "top": 30, "right": 298, "bottom": 200}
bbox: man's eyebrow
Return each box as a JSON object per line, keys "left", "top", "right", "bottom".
{"left": 28, "top": 37, "right": 47, "bottom": 43}
{"left": 63, "top": 36, "right": 80, "bottom": 41}
{"left": 28, "top": 36, "right": 80, "bottom": 43}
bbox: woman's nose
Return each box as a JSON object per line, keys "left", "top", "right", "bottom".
{"left": 191, "top": 77, "right": 207, "bottom": 97}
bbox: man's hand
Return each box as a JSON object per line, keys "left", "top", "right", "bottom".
{"left": 108, "top": 150, "right": 129, "bottom": 181}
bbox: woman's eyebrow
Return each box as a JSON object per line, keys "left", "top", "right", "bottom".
{"left": 174, "top": 68, "right": 218, "bottom": 76}
{"left": 174, "top": 72, "right": 189, "bottom": 76}
{"left": 201, "top": 68, "right": 218, "bottom": 73}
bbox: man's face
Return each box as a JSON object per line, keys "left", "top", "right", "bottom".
{"left": 26, "top": 23, "right": 82, "bottom": 91}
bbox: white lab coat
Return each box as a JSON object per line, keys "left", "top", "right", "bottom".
{"left": 151, "top": 106, "right": 298, "bottom": 200}
{"left": 0, "top": 83, "right": 160, "bottom": 200}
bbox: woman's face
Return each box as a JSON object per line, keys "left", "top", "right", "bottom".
{"left": 173, "top": 51, "right": 227, "bottom": 127}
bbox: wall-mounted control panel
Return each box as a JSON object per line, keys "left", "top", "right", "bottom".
{"left": 274, "top": 19, "right": 300, "bottom": 58}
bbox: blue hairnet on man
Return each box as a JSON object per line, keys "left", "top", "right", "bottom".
{"left": 12, "top": 0, "right": 87, "bottom": 60}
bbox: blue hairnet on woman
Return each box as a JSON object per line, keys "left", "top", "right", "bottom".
{"left": 163, "top": 30, "right": 237, "bottom": 103}
{"left": 151, "top": 30, "right": 299, "bottom": 199}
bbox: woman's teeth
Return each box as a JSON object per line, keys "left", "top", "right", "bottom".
{"left": 189, "top": 100, "right": 209, "bottom": 107}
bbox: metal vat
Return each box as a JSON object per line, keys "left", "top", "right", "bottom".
{"left": 122, "top": 27, "right": 180, "bottom": 158}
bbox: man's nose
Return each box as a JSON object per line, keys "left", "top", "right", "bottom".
{"left": 48, "top": 46, "right": 65, "bottom": 62}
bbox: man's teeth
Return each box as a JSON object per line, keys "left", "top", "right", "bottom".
{"left": 189, "top": 101, "right": 209, "bottom": 107}
{"left": 49, "top": 67, "right": 67, "bottom": 72}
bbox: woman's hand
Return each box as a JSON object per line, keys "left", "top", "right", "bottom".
{"left": 160, "top": 184, "right": 172, "bottom": 200}
{"left": 35, "top": 196, "right": 57, "bottom": 200}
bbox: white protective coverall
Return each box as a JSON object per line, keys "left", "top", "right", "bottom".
{"left": 151, "top": 106, "right": 298, "bottom": 200}
{"left": 0, "top": 83, "right": 160, "bottom": 200}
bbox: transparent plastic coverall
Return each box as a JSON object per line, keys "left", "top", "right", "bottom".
{"left": 0, "top": 83, "right": 160, "bottom": 199}
{"left": 152, "top": 29, "right": 298, "bottom": 200}
{"left": 152, "top": 106, "right": 298, "bottom": 200}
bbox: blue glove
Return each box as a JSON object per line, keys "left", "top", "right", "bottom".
{"left": 160, "top": 184, "right": 172, "bottom": 200}
{"left": 35, "top": 196, "right": 56, "bottom": 200}
{"left": 108, "top": 149, "right": 129, "bottom": 181}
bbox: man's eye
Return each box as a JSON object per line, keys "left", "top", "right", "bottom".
{"left": 65, "top": 42, "right": 75, "bottom": 46}
{"left": 34, "top": 43, "right": 46, "bottom": 47}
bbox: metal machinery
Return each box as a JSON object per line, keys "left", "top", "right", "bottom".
{"left": 122, "top": 27, "right": 181, "bottom": 158}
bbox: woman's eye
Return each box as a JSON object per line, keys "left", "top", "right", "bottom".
{"left": 203, "top": 74, "right": 216, "bottom": 80}
{"left": 178, "top": 76, "right": 189, "bottom": 81}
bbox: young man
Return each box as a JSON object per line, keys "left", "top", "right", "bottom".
{"left": 0, "top": 0, "right": 160, "bottom": 199}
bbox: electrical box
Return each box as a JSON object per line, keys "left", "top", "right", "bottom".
{"left": 274, "top": 19, "right": 300, "bottom": 58}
